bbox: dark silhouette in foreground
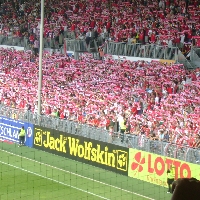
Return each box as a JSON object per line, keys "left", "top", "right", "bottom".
{"left": 171, "top": 178, "right": 200, "bottom": 200}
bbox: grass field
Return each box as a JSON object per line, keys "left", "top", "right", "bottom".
{"left": 0, "top": 141, "right": 171, "bottom": 200}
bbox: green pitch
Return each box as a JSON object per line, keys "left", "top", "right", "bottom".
{"left": 0, "top": 141, "right": 170, "bottom": 200}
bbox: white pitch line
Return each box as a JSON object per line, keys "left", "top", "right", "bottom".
{"left": 0, "top": 149, "right": 155, "bottom": 200}
{"left": 0, "top": 160, "right": 109, "bottom": 200}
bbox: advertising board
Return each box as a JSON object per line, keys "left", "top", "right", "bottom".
{"left": 128, "top": 149, "right": 200, "bottom": 187}
{"left": 33, "top": 125, "right": 129, "bottom": 175}
{"left": 0, "top": 116, "right": 34, "bottom": 147}
{"left": 159, "top": 59, "right": 175, "bottom": 64}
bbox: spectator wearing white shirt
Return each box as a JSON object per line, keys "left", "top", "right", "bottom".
{"left": 33, "top": 38, "right": 39, "bottom": 56}
{"left": 158, "top": 130, "right": 165, "bottom": 141}
{"left": 180, "top": 33, "right": 185, "bottom": 50}
{"left": 85, "top": 29, "right": 92, "bottom": 47}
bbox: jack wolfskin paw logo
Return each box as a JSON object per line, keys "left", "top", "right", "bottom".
{"left": 118, "top": 154, "right": 127, "bottom": 167}
{"left": 116, "top": 151, "right": 128, "bottom": 171}
{"left": 131, "top": 152, "right": 145, "bottom": 172}
{"left": 34, "top": 129, "right": 43, "bottom": 146}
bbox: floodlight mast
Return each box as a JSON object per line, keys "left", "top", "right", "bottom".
{"left": 37, "top": 0, "right": 44, "bottom": 115}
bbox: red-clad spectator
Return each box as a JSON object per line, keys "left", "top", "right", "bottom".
{"left": 131, "top": 103, "right": 138, "bottom": 115}
{"left": 77, "top": 113, "right": 84, "bottom": 123}
{"left": 59, "top": 109, "right": 65, "bottom": 119}
{"left": 150, "top": 31, "right": 156, "bottom": 43}
{"left": 29, "top": 34, "right": 35, "bottom": 44}
{"left": 139, "top": 30, "right": 144, "bottom": 44}
{"left": 187, "top": 31, "right": 193, "bottom": 42}
{"left": 19, "top": 100, "right": 26, "bottom": 109}
{"left": 93, "top": 116, "right": 100, "bottom": 127}
{"left": 71, "top": 22, "right": 76, "bottom": 32}
{"left": 45, "top": 106, "right": 52, "bottom": 115}
{"left": 167, "top": 85, "right": 173, "bottom": 94}
{"left": 188, "top": 133, "right": 196, "bottom": 147}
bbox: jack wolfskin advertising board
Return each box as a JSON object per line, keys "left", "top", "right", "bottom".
{"left": 0, "top": 116, "right": 34, "bottom": 147}
{"left": 33, "top": 125, "right": 129, "bottom": 176}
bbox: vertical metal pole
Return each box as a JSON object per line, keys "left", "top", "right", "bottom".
{"left": 190, "top": 42, "right": 193, "bottom": 62}
{"left": 37, "top": 0, "right": 44, "bottom": 115}
{"left": 175, "top": 47, "right": 178, "bottom": 63}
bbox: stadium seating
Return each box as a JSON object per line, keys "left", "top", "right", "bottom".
{"left": 0, "top": 0, "right": 199, "bottom": 155}
{"left": 0, "top": 0, "right": 200, "bottom": 50}
{"left": 0, "top": 48, "right": 199, "bottom": 147}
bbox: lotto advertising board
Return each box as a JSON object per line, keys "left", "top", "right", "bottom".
{"left": 33, "top": 125, "right": 129, "bottom": 176}
{"left": 128, "top": 149, "right": 200, "bottom": 187}
{"left": 0, "top": 116, "right": 34, "bottom": 147}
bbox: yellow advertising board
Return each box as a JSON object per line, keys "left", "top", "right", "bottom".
{"left": 33, "top": 126, "right": 129, "bottom": 175}
{"left": 128, "top": 149, "right": 200, "bottom": 187}
{"left": 159, "top": 59, "right": 175, "bottom": 65}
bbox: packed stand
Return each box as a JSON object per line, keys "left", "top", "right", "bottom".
{"left": 0, "top": 48, "right": 199, "bottom": 152}
{"left": 0, "top": 0, "right": 200, "bottom": 53}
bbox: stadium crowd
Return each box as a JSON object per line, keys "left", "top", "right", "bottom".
{"left": 0, "top": 0, "right": 200, "bottom": 51}
{"left": 0, "top": 48, "right": 199, "bottom": 150}
{"left": 0, "top": 0, "right": 199, "bottom": 164}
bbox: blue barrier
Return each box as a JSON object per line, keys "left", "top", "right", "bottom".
{"left": 0, "top": 116, "right": 34, "bottom": 147}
